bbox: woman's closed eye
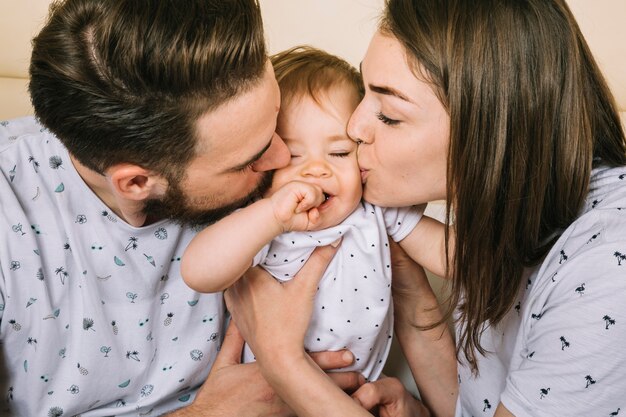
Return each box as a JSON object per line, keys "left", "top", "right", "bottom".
{"left": 376, "top": 111, "right": 400, "bottom": 126}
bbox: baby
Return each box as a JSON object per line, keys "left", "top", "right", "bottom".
{"left": 181, "top": 46, "right": 445, "bottom": 381}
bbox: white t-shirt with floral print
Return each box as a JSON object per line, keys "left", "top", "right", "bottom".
{"left": 0, "top": 117, "right": 225, "bottom": 416}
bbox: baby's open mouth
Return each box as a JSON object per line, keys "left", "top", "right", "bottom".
{"left": 319, "top": 192, "right": 333, "bottom": 210}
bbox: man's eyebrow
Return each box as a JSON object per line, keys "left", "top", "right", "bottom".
{"left": 359, "top": 62, "right": 413, "bottom": 104}
{"left": 230, "top": 138, "right": 273, "bottom": 172}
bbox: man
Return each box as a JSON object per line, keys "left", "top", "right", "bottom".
{"left": 0, "top": 0, "right": 359, "bottom": 415}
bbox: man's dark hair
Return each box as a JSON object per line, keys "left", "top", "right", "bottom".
{"left": 29, "top": 0, "right": 267, "bottom": 176}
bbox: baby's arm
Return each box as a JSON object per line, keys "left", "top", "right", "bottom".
{"left": 181, "top": 181, "right": 325, "bottom": 293}
{"left": 398, "top": 216, "right": 450, "bottom": 278}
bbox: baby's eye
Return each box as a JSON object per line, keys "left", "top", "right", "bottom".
{"left": 330, "top": 152, "right": 351, "bottom": 158}
{"left": 290, "top": 154, "right": 301, "bottom": 159}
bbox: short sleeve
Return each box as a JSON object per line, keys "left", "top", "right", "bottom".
{"left": 500, "top": 245, "right": 626, "bottom": 416}
{"left": 382, "top": 204, "right": 426, "bottom": 242}
{"left": 0, "top": 116, "right": 43, "bottom": 152}
{"left": 252, "top": 243, "right": 270, "bottom": 268}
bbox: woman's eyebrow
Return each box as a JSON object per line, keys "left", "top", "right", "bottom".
{"left": 360, "top": 62, "right": 414, "bottom": 104}
{"left": 368, "top": 84, "right": 413, "bottom": 104}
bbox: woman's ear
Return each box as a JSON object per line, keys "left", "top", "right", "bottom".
{"left": 107, "top": 164, "right": 168, "bottom": 201}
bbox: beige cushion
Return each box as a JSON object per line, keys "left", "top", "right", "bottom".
{"left": 0, "top": 0, "right": 50, "bottom": 119}
{"left": 0, "top": 1, "right": 50, "bottom": 78}
{"left": 0, "top": 78, "right": 31, "bottom": 120}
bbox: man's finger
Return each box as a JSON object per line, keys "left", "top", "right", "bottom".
{"left": 352, "top": 377, "right": 406, "bottom": 410}
{"left": 293, "top": 241, "right": 340, "bottom": 293}
{"left": 212, "top": 320, "right": 245, "bottom": 369}
{"left": 327, "top": 371, "right": 366, "bottom": 393}
{"left": 309, "top": 349, "right": 354, "bottom": 370}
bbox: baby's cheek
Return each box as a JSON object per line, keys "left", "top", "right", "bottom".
{"left": 265, "top": 169, "right": 296, "bottom": 197}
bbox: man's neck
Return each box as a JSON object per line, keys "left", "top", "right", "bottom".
{"left": 69, "top": 155, "right": 149, "bottom": 227}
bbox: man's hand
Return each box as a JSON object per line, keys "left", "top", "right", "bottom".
{"left": 167, "top": 321, "right": 363, "bottom": 416}
{"left": 225, "top": 244, "right": 339, "bottom": 362}
{"left": 308, "top": 349, "right": 366, "bottom": 394}
{"left": 166, "top": 321, "right": 288, "bottom": 417}
{"left": 352, "top": 376, "right": 431, "bottom": 417}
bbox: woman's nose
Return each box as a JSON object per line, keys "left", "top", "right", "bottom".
{"left": 347, "top": 101, "right": 372, "bottom": 145}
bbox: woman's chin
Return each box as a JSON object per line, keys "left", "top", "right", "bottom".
{"left": 363, "top": 189, "right": 423, "bottom": 208}
{"left": 362, "top": 188, "right": 388, "bottom": 207}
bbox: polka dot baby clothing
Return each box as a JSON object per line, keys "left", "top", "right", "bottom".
{"left": 245, "top": 202, "right": 424, "bottom": 380}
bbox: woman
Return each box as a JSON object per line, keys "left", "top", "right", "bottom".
{"left": 225, "top": 0, "right": 626, "bottom": 416}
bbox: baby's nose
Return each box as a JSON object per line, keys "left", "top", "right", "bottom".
{"left": 301, "top": 160, "right": 331, "bottom": 178}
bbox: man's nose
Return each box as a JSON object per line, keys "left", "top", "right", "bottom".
{"left": 251, "top": 133, "right": 290, "bottom": 172}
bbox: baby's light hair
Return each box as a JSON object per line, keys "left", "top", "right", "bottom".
{"left": 271, "top": 46, "right": 363, "bottom": 109}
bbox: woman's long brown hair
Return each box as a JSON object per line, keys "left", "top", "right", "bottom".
{"left": 382, "top": 0, "right": 626, "bottom": 373}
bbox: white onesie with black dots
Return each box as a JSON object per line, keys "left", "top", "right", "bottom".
{"left": 244, "top": 202, "right": 423, "bottom": 381}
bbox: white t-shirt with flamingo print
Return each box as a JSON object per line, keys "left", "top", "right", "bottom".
{"left": 455, "top": 165, "right": 626, "bottom": 417}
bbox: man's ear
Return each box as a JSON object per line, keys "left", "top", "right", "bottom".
{"left": 107, "top": 164, "right": 168, "bottom": 201}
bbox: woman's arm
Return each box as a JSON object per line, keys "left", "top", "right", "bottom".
{"left": 390, "top": 240, "right": 458, "bottom": 417}
{"left": 398, "top": 216, "right": 450, "bottom": 278}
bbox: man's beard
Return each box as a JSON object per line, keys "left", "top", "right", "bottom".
{"left": 142, "top": 171, "right": 273, "bottom": 228}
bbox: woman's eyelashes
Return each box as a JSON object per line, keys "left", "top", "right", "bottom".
{"left": 376, "top": 111, "right": 400, "bottom": 126}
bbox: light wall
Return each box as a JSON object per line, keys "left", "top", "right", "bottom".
{"left": 0, "top": 1, "right": 624, "bottom": 121}
{"left": 261, "top": 0, "right": 626, "bottom": 122}
{"left": 261, "top": 0, "right": 384, "bottom": 67}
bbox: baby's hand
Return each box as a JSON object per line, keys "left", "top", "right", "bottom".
{"left": 270, "top": 181, "right": 325, "bottom": 232}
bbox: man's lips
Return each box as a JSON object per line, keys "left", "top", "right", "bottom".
{"left": 360, "top": 168, "right": 369, "bottom": 183}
